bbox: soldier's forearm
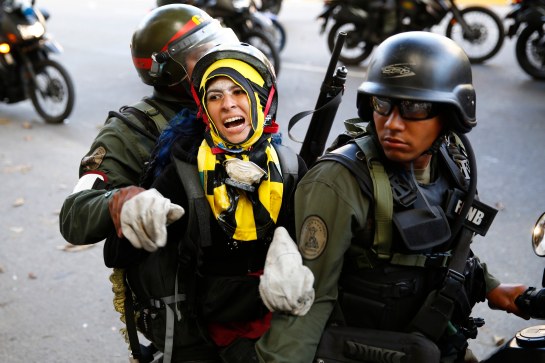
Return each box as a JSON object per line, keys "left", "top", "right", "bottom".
{"left": 59, "top": 189, "right": 116, "bottom": 244}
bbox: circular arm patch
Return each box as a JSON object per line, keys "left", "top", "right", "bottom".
{"left": 299, "top": 215, "right": 328, "bottom": 260}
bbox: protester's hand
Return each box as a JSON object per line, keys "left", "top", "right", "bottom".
{"left": 487, "top": 283, "right": 530, "bottom": 320}
{"left": 259, "top": 227, "right": 315, "bottom": 316}
{"left": 109, "top": 187, "right": 184, "bottom": 252}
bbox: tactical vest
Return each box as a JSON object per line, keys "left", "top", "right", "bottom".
{"left": 101, "top": 98, "right": 186, "bottom": 361}
{"left": 318, "top": 131, "right": 493, "bottom": 341}
{"left": 124, "top": 143, "right": 301, "bottom": 363}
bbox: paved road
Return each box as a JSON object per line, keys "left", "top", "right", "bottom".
{"left": 1, "top": 0, "right": 545, "bottom": 362}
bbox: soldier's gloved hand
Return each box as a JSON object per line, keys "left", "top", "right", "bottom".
{"left": 259, "top": 227, "right": 315, "bottom": 316}
{"left": 108, "top": 187, "right": 185, "bottom": 252}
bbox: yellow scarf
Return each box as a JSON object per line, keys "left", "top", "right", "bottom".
{"left": 197, "top": 136, "right": 283, "bottom": 241}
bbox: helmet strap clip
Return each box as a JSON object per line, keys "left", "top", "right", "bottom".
{"left": 150, "top": 51, "right": 168, "bottom": 78}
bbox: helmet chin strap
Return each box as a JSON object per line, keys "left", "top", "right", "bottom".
{"left": 425, "top": 133, "right": 447, "bottom": 155}
{"left": 263, "top": 86, "right": 279, "bottom": 134}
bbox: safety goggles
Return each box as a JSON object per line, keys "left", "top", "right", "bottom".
{"left": 370, "top": 96, "right": 439, "bottom": 121}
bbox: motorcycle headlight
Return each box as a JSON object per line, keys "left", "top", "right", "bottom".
{"left": 232, "top": 0, "right": 250, "bottom": 10}
{"left": 0, "top": 43, "right": 10, "bottom": 54}
{"left": 17, "top": 22, "right": 46, "bottom": 40}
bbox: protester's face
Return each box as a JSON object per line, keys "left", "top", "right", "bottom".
{"left": 373, "top": 98, "right": 443, "bottom": 169}
{"left": 205, "top": 76, "right": 251, "bottom": 144}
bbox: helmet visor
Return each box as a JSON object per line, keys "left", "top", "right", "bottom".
{"left": 168, "top": 20, "right": 239, "bottom": 82}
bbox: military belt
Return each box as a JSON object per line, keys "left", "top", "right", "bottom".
{"left": 390, "top": 252, "right": 451, "bottom": 268}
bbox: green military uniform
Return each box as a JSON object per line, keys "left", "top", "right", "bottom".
{"left": 59, "top": 90, "right": 193, "bottom": 244}
{"left": 256, "top": 152, "right": 500, "bottom": 363}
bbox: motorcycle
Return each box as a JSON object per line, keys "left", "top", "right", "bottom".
{"left": 479, "top": 212, "right": 545, "bottom": 362}
{"left": 504, "top": 0, "right": 545, "bottom": 80}
{"left": 254, "top": 0, "right": 282, "bottom": 15}
{"left": 318, "top": 0, "right": 505, "bottom": 65}
{"left": 252, "top": 0, "right": 287, "bottom": 52}
{"left": 253, "top": 0, "right": 287, "bottom": 52}
{"left": 0, "top": 0, "right": 75, "bottom": 124}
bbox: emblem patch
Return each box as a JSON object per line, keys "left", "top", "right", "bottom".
{"left": 381, "top": 63, "right": 416, "bottom": 78}
{"left": 81, "top": 146, "right": 106, "bottom": 171}
{"left": 299, "top": 215, "right": 328, "bottom": 260}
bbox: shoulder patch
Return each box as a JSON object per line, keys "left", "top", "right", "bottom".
{"left": 299, "top": 215, "right": 328, "bottom": 260}
{"left": 81, "top": 146, "right": 106, "bottom": 171}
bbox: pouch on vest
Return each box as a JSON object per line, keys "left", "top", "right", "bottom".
{"left": 338, "top": 266, "right": 437, "bottom": 331}
{"left": 393, "top": 206, "right": 451, "bottom": 252}
{"left": 314, "top": 326, "right": 440, "bottom": 363}
{"left": 393, "top": 163, "right": 452, "bottom": 252}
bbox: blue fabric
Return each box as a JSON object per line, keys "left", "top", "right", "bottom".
{"left": 151, "top": 108, "right": 202, "bottom": 178}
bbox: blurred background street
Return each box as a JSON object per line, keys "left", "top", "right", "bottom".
{"left": 1, "top": 0, "right": 545, "bottom": 362}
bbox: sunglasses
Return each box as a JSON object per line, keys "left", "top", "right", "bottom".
{"left": 370, "top": 96, "right": 439, "bottom": 121}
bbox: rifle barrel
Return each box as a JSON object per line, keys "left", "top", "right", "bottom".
{"left": 299, "top": 32, "right": 347, "bottom": 167}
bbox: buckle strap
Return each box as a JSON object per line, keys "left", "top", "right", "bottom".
{"left": 149, "top": 293, "right": 186, "bottom": 309}
{"left": 149, "top": 292, "right": 187, "bottom": 363}
{"left": 440, "top": 269, "right": 467, "bottom": 306}
{"left": 389, "top": 172, "right": 417, "bottom": 207}
{"left": 390, "top": 252, "right": 451, "bottom": 268}
{"left": 380, "top": 280, "right": 416, "bottom": 298}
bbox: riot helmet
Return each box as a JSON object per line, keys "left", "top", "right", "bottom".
{"left": 191, "top": 42, "right": 279, "bottom": 148}
{"left": 131, "top": 4, "right": 238, "bottom": 87}
{"left": 357, "top": 31, "right": 476, "bottom": 134}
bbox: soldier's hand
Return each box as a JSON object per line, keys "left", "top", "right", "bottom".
{"left": 109, "top": 187, "right": 184, "bottom": 252}
{"left": 487, "top": 283, "right": 531, "bottom": 320}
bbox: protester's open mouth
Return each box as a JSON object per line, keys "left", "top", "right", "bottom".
{"left": 224, "top": 116, "right": 245, "bottom": 129}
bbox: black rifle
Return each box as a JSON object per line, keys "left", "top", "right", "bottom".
{"left": 288, "top": 32, "right": 347, "bottom": 168}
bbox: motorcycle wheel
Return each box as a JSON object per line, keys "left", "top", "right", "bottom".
{"left": 516, "top": 24, "right": 545, "bottom": 80}
{"left": 270, "top": 17, "right": 286, "bottom": 52}
{"left": 29, "top": 59, "right": 75, "bottom": 124}
{"left": 445, "top": 6, "right": 505, "bottom": 64}
{"left": 327, "top": 21, "right": 374, "bottom": 66}
{"left": 241, "top": 30, "right": 282, "bottom": 75}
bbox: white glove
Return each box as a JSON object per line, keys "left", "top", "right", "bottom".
{"left": 259, "top": 227, "right": 315, "bottom": 316}
{"left": 120, "top": 188, "right": 185, "bottom": 252}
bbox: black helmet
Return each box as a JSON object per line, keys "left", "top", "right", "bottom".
{"left": 357, "top": 31, "right": 476, "bottom": 134}
{"left": 131, "top": 4, "right": 238, "bottom": 87}
{"left": 192, "top": 42, "right": 278, "bottom": 128}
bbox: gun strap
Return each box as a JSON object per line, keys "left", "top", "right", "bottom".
{"left": 129, "top": 99, "right": 170, "bottom": 134}
{"left": 109, "top": 109, "right": 158, "bottom": 142}
{"left": 123, "top": 271, "right": 143, "bottom": 361}
{"left": 173, "top": 157, "right": 212, "bottom": 249}
{"left": 287, "top": 91, "right": 343, "bottom": 142}
{"left": 109, "top": 98, "right": 173, "bottom": 143}
{"left": 406, "top": 227, "right": 473, "bottom": 341}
